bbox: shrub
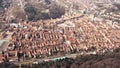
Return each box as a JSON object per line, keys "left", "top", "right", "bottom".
{"left": 24, "top": 5, "right": 38, "bottom": 21}
{"left": 49, "top": 3, "right": 65, "bottom": 19}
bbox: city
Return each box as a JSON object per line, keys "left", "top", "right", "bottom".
{"left": 0, "top": 0, "right": 120, "bottom": 68}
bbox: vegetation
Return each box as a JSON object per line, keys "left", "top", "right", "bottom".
{"left": 1, "top": 47, "right": 120, "bottom": 68}
{"left": 11, "top": 0, "right": 66, "bottom": 22}
{"left": 24, "top": 5, "right": 38, "bottom": 21}
{"left": 49, "top": 3, "right": 65, "bottom": 19}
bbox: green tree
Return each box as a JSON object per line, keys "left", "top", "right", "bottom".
{"left": 49, "top": 4, "right": 65, "bottom": 19}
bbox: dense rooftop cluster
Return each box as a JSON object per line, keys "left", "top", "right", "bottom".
{"left": 0, "top": 1, "right": 120, "bottom": 68}
{"left": 0, "top": 13, "right": 120, "bottom": 62}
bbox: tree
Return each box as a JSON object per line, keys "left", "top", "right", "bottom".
{"left": 0, "top": 0, "right": 3, "bottom": 4}
{"left": 49, "top": 3, "right": 65, "bottom": 19}
{"left": 24, "top": 5, "right": 37, "bottom": 21}
{"left": 12, "top": 8, "right": 26, "bottom": 21}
